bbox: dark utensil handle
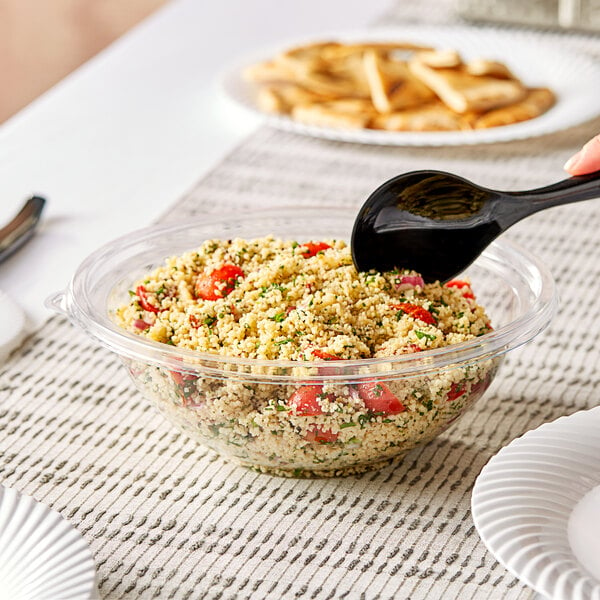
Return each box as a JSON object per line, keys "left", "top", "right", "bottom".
{"left": 512, "top": 170, "right": 600, "bottom": 208}
{"left": 0, "top": 196, "right": 46, "bottom": 264}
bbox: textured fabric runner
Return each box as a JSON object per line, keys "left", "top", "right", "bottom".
{"left": 2, "top": 3, "right": 600, "bottom": 598}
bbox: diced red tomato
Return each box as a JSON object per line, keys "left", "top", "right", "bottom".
{"left": 300, "top": 242, "right": 332, "bottom": 258}
{"left": 356, "top": 381, "right": 405, "bottom": 415}
{"left": 406, "top": 343, "right": 422, "bottom": 354}
{"left": 136, "top": 285, "right": 162, "bottom": 314}
{"left": 169, "top": 370, "right": 198, "bottom": 386}
{"left": 195, "top": 264, "right": 245, "bottom": 300}
{"left": 305, "top": 426, "right": 338, "bottom": 443}
{"left": 445, "top": 280, "right": 475, "bottom": 300}
{"left": 189, "top": 314, "right": 201, "bottom": 328}
{"left": 445, "top": 280, "right": 470, "bottom": 289}
{"left": 310, "top": 349, "right": 343, "bottom": 375}
{"left": 169, "top": 368, "right": 199, "bottom": 407}
{"left": 391, "top": 302, "right": 436, "bottom": 325}
{"left": 311, "top": 349, "right": 339, "bottom": 361}
{"left": 447, "top": 382, "right": 466, "bottom": 402}
{"left": 288, "top": 385, "right": 331, "bottom": 416}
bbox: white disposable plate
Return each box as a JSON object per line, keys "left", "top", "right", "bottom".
{"left": 0, "top": 486, "right": 97, "bottom": 600}
{"left": 472, "top": 406, "right": 600, "bottom": 600}
{"left": 221, "top": 25, "right": 600, "bottom": 146}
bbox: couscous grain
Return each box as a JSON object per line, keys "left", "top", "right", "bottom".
{"left": 115, "top": 237, "right": 496, "bottom": 477}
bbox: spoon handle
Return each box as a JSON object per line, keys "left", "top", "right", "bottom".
{"left": 512, "top": 169, "right": 600, "bottom": 209}
{"left": 0, "top": 196, "right": 46, "bottom": 264}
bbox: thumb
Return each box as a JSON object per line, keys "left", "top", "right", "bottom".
{"left": 564, "top": 134, "right": 600, "bottom": 176}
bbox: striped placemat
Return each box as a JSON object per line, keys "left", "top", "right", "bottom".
{"left": 2, "top": 3, "right": 600, "bottom": 598}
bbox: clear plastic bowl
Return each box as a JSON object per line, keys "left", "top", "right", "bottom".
{"left": 47, "top": 208, "right": 557, "bottom": 477}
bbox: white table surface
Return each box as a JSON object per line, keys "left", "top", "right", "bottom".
{"left": 0, "top": 0, "right": 392, "bottom": 332}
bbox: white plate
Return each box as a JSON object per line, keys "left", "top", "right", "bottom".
{"left": 472, "top": 406, "right": 600, "bottom": 600}
{"left": 221, "top": 25, "right": 600, "bottom": 146}
{"left": 0, "top": 486, "right": 98, "bottom": 600}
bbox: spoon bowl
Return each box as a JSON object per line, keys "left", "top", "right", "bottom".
{"left": 352, "top": 169, "right": 600, "bottom": 282}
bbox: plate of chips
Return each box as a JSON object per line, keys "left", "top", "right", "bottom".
{"left": 221, "top": 25, "right": 600, "bottom": 145}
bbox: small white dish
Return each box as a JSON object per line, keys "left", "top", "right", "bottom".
{"left": 222, "top": 25, "right": 600, "bottom": 146}
{"left": 0, "top": 485, "right": 97, "bottom": 600}
{"left": 472, "top": 406, "right": 600, "bottom": 600}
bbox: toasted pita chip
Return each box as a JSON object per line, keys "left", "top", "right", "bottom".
{"left": 276, "top": 41, "right": 341, "bottom": 77}
{"left": 296, "top": 70, "right": 367, "bottom": 98}
{"left": 388, "top": 72, "right": 437, "bottom": 110}
{"left": 320, "top": 98, "right": 375, "bottom": 115}
{"left": 415, "top": 49, "right": 462, "bottom": 68}
{"left": 321, "top": 42, "right": 433, "bottom": 61}
{"left": 324, "top": 53, "right": 371, "bottom": 95}
{"left": 371, "top": 101, "right": 469, "bottom": 131}
{"left": 466, "top": 59, "right": 515, "bottom": 79}
{"left": 409, "top": 58, "right": 526, "bottom": 113}
{"left": 363, "top": 50, "right": 393, "bottom": 113}
{"left": 256, "top": 87, "right": 286, "bottom": 113}
{"left": 292, "top": 103, "right": 371, "bottom": 129}
{"left": 256, "top": 84, "right": 332, "bottom": 114}
{"left": 474, "top": 87, "right": 555, "bottom": 128}
{"left": 378, "top": 57, "right": 412, "bottom": 81}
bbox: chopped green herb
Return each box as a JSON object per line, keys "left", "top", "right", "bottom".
{"left": 358, "top": 414, "right": 372, "bottom": 428}
{"left": 422, "top": 398, "right": 434, "bottom": 411}
{"left": 415, "top": 330, "right": 436, "bottom": 342}
{"left": 259, "top": 283, "right": 287, "bottom": 297}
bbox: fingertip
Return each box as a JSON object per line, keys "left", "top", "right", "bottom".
{"left": 563, "top": 151, "right": 581, "bottom": 174}
{"left": 564, "top": 134, "right": 600, "bottom": 176}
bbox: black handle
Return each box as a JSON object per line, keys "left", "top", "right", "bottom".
{"left": 511, "top": 169, "right": 600, "bottom": 208}
{"left": 0, "top": 196, "right": 46, "bottom": 264}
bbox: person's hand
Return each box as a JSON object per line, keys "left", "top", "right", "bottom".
{"left": 564, "top": 134, "right": 600, "bottom": 175}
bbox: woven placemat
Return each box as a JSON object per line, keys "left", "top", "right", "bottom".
{"left": 2, "top": 3, "right": 600, "bottom": 598}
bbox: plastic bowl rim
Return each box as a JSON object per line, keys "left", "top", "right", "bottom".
{"left": 58, "top": 207, "right": 558, "bottom": 380}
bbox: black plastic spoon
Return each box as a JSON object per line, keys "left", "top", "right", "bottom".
{"left": 351, "top": 169, "right": 600, "bottom": 283}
